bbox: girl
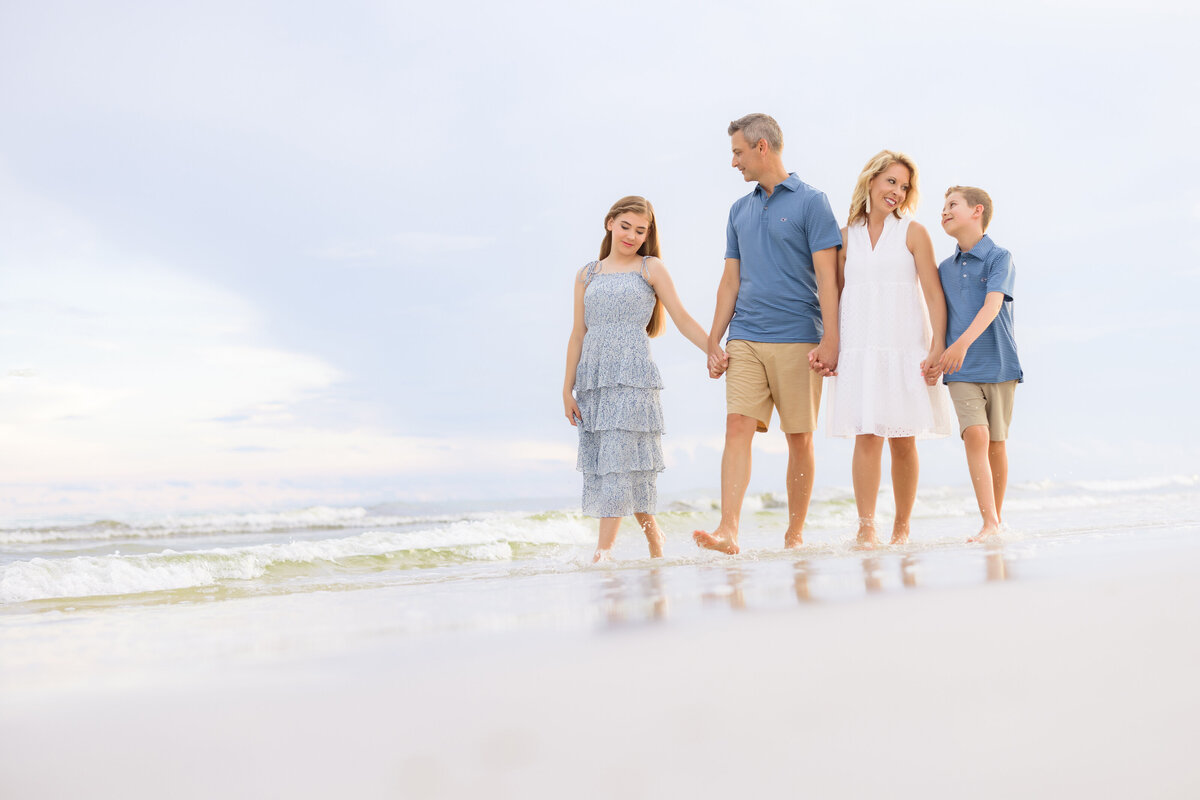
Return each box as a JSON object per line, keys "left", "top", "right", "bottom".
{"left": 562, "top": 196, "right": 709, "bottom": 562}
{"left": 822, "top": 151, "right": 955, "bottom": 549}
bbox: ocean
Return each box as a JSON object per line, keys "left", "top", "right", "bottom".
{"left": 3, "top": 476, "right": 1197, "bottom": 691}
{"left": 3, "top": 476, "right": 1199, "bottom": 798}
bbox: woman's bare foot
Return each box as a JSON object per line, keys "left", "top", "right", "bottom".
{"left": 693, "top": 526, "right": 739, "bottom": 555}
{"left": 967, "top": 519, "right": 1001, "bottom": 543}
{"left": 890, "top": 521, "right": 910, "bottom": 546}
{"left": 853, "top": 519, "right": 878, "bottom": 551}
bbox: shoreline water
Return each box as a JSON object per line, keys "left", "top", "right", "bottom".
{"left": 2, "top": 478, "right": 1198, "bottom": 797}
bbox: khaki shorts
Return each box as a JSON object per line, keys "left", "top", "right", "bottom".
{"left": 947, "top": 380, "right": 1018, "bottom": 440}
{"left": 726, "top": 340, "right": 822, "bottom": 433}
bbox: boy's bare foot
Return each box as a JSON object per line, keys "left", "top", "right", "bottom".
{"left": 967, "top": 520, "right": 1001, "bottom": 543}
{"left": 890, "top": 522, "right": 910, "bottom": 546}
{"left": 853, "top": 519, "right": 878, "bottom": 551}
{"left": 693, "top": 527, "right": 740, "bottom": 555}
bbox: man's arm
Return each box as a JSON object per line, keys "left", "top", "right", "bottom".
{"left": 809, "top": 246, "right": 840, "bottom": 375}
{"left": 707, "top": 258, "right": 739, "bottom": 377}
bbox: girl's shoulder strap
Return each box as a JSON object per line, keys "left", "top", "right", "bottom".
{"left": 580, "top": 260, "right": 602, "bottom": 285}
{"left": 640, "top": 255, "right": 651, "bottom": 281}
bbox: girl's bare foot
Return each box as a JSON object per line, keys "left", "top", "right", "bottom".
{"left": 853, "top": 519, "right": 878, "bottom": 551}
{"left": 890, "top": 521, "right": 910, "bottom": 546}
{"left": 645, "top": 528, "right": 665, "bottom": 559}
{"left": 592, "top": 548, "right": 612, "bottom": 563}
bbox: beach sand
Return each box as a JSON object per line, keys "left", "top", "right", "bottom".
{"left": 3, "top": 525, "right": 1198, "bottom": 799}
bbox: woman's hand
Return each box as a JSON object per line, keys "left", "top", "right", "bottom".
{"left": 921, "top": 347, "right": 945, "bottom": 385}
{"left": 564, "top": 392, "right": 582, "bottom": 426}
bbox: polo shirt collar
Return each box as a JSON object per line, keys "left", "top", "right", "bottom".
{"left": 755, "top": 172, "right": 801, "bottom": 197}
{"left": 956, "top": 233, "right": 995, "bottom": 260}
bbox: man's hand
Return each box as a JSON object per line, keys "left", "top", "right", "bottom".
{"left": 707, "top": 343, "right": 728, "bottom": 379}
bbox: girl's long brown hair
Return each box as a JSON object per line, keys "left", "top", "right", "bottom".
{"left": 599, "top": 196, "right": 665, "bottom": 337}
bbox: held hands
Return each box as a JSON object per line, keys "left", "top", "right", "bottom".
{"left": 920, "top": 346, "right": 945, "bottom": 386}
{"left": 564, "top": 392, "right": 582, "bottom": 426}
{"left": 808, "top": 339, "right": 838, "bottom": 377}
{"left": 938, "top": 341, "right": 968, "bottom": 376}
{"left": 707, "top": 343, "right": 728, "bottom": 379}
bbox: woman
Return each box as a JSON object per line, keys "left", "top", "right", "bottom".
{"left": 824, "top": 151, "right": 955, "bottom": 548}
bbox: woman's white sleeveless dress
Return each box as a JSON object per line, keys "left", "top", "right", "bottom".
{"left": 826, "top": 214, "right": 954, "bottom": 439}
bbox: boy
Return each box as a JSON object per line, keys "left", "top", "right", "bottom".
{"left": 936, "top": 186, "right": 1022, "bottom": 541}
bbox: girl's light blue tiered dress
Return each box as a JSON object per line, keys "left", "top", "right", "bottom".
{"left": 575, "top": 258, "right": 665, "bottom": 517}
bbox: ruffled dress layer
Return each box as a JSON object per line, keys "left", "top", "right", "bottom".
{"left": 575, "top": 260, "right": 665, "bottom": 517}
{"left": 826, "top": 215, "right": 954, "bottom": 439}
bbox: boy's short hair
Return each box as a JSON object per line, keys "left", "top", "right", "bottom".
{"left": 945, "top": 185, "right": 994, "bottom": 231}
{"left": 728, "top": 113, "right": 783, "bottom": 153}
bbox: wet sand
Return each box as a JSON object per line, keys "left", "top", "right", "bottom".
{"left": 3, "top": 525, "right": 1198, "bottom": 799}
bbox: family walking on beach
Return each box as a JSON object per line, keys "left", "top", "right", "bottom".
{"left": 563, "top": 113, "right": 1023, "bottom": 562}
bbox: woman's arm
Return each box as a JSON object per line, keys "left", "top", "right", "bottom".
{"left": 836, "top": 226, "right": 848, "bottom": 295}
{"left": 563, "top": 271, "right": 587, "bottom": 425}
{"left": 908, "top": 221, "right": 947, "bottom": 384}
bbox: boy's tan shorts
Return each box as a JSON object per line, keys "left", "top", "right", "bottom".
{"left": 725, "top": 340, "right": 822, "bottom": 433}
{"left": 947, "top": 380, "right": 1018, "bottom": 441}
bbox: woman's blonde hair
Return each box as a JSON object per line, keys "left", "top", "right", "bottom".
{"left": 847, "top": 150, "right": 920, "bottom": 226}
{"left": 599, "top": 196, "right": 665, "bottom": 337}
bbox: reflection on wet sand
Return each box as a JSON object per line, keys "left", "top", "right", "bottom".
{"left": 702, "top": 565, "right": 746, "bottom": 610}
{"left": 598, "top": 541, "right": 1016, "bottom": 625}
{"left": 793, "top": 560, "right": 814, "bottom": 603}
{"left": 986, "top": 543, "right": 1011, "bottom": 582}
{"left": 599, "top": 569, "right": 670, "bottom": 626}
{"left": 645, "top": 568, "right": 668, "bottom": 620}
{"left": 862, "top": 557, "right": 884, "bottom": 593}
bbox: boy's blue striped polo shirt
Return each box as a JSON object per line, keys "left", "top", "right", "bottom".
{"left": 938, "top": 234, "right": 1023, "bottom": 384}
{"left": 725, "top": 173, "right": 842, "bottom": 343}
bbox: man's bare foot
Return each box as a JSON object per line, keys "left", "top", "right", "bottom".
{"left": 890, "top": 522, "right": 910, "bottom": 546}
{"left": 592, "top": 548, "right": 612, "bottom": 563}
{"left": 853, "top": 520, "right": 878, "bottom": 551}
{"left": 784, "top": 531, "right": 804, "bottom": 549}
{"left": 693, "top": 528, "right": 740, "bottom": 555}
{"left": 967, "top": 520, "right": 1001, "bottom": 543}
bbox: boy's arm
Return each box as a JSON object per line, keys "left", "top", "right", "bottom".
{"left": 938, "top": 292, "right": 1005, "bottom": 375}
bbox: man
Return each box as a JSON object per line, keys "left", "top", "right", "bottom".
{"left": 693, "top": 113, "right": 842, "bottom": 554}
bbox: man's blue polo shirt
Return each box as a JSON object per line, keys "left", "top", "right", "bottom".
{"left": 725, "top": 173, "right": 842, "bottom": 343}
{"left": 938, "top": 234, "right": 1023, "bottom": 384}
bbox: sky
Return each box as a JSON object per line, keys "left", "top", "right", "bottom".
{"left": 1, "top": 0, "right": 1197, "bottom": 518}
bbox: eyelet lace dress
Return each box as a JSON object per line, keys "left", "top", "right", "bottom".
{"left": 826, "top": 215, "right": 954, "bottom": 439}
{"left": 574, "top": 258, "right": 665, "bottom": 517}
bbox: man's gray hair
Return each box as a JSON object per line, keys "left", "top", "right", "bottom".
{"left": 728, "top": 113, "right": 783, "bottom": 152}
